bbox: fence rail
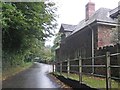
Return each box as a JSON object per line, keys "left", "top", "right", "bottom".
{"left": 53, "top": 52, "right": 120, "bottom": 90}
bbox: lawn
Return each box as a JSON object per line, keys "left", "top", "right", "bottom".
{"left": 55, "top": 72, "right": 120, "bottom": 89}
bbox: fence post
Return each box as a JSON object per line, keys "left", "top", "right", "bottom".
{"left": 60, "top": 62, "right": 62, "bottom": 75}
{"left": 53, "top": 63, "right": 54, "bottom": 74}
{"left": 79, "top": 56, "right": 82, "bottom": 83}
{"left": 118, "top": 14, "right": 120, "bottom": 89}
{"left": 67, "top": 58, "right": 70, "bottom": 78}
{"left": 118, "top": 52, "right": 120, "bottom": 89}
{"left": 53, "top": 62, "right": 56, "bottom": 74}
{"left": 106, "top": 52, "right": 111, "bottom": 90}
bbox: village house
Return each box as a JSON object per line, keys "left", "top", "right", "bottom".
{"left": 55, "top": 1, "right": 120, "bottom": 74}
{"left": 56, "top": 1, "right": 119, "bottom": 60}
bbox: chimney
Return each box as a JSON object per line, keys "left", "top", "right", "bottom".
{"left": 85, "top": 1, "right": 95, "bottom": 20}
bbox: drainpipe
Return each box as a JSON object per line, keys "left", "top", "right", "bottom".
{"left": 118, "top": 12, "right": 120, "bottom": 89}
{"left": 88, "top": 25, "right": 94, "bottom": 74}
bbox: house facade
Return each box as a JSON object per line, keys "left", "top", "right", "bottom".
{"left": 56, "top": 2, "right": 120, "bottom": 77}
{"left": 56, "top": 1, "right": 119, "bottom": 61}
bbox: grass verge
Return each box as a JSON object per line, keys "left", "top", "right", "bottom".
{"left": 2, "top": 62, "right": 33, "bottom": 81}
{"left": 55, "top": 72, "right": 120, "bottom": 89}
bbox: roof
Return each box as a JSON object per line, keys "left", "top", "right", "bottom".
{"left": 59, "top": 24, "right": 76, "bottom": 32}
{"left": 59, "top": 7, "right": 118, "bottom": 39}
{"left": 110, "top": 5, "right": 120, "bottom": 18}
{"left": 72, "top": 8, "right": 117, "bottom": 34}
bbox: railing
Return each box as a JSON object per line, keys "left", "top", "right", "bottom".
{"left": 52, "top": 52, "right": 120, "bottom": 90}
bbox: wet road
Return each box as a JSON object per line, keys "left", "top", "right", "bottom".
{"left": 3, "top": 62, "right": 60, "bottom": 88}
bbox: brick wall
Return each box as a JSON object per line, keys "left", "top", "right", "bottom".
{"left": 97, "top": 25, "right": 113, "bottom": 48}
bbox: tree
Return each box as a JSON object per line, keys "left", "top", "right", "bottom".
{"left": 52, "top": 33, "right": 61, "bottom": 50}
{"left": 51, "top": 33, "right": 61, "bottom": 61}
{"left": 111, "top": 15, "right": 120, "bottom": 44}
{"left": 117, "top": 14, "right": 120, "bottom": 44}
{"left": 2, "top": 1, "right": 57, "bottom": 68}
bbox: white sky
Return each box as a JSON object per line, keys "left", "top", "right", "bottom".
{"left": 45, "top": 0, "right": 120, "bottom": 46}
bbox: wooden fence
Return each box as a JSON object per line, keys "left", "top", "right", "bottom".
{"left": 52, "top": 52, "right": 120, "bottom": 89}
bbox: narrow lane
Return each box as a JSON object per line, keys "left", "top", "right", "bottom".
{"left": 3, "top": 62, "right": 60, "bottom": 88}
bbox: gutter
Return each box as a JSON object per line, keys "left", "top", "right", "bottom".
{"left": 97, "top": 21, "right": 119, "bottom": 27}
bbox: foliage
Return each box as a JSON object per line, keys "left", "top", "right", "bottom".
{"left": 52, "top": 33, "right": 61, "bottom": 49}
{"left": 41, "top": 46, "right": 53, "bottom": 61}
{"left": 2, "top": 1, "right": 57, "bottom": 69}
{"left": 111, "top": 28, "right": 118, "bottom": 44}
{"left": 118, "top": 15, "right": 120, "bottom": 43}
{"left": 51, "top": 33, "right": 61, "bottom": 61}
{"left": 111, "top": 15, "right": 120, "bottom": 44}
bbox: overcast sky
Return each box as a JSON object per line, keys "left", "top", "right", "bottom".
{"left": 45, "top": 0, "right": 120, "bottom": 46}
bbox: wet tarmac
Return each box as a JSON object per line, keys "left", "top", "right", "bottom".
{"left": 2, "top": 62, "right": 60, "bottom": 88}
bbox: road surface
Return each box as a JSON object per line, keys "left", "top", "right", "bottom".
{"left": 2, "top": 62, "right": 60, "bottom": 88}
